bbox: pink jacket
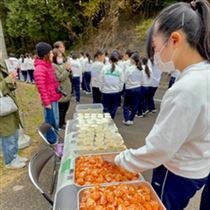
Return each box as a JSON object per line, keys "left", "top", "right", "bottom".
{"left": 34, "top": 58, "right": 61, "bottom": 107}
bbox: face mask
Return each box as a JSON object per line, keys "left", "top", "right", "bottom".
{"left": 57, "top": 57, "right": 63, "bottom": 64}
{"left": 154, "top": 41, "right": 176, "bottom": 73}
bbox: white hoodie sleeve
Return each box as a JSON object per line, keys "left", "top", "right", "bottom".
{"left": 115, "top": 86, "right": 201, "bottom": 173}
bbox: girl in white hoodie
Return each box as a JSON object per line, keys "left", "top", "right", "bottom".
{"left": 115, "top": 1, "right": 210, "bottom": 209}
{"left": 99, "top": 51, "right": 124, "bottom": 119}
{"left": 91, "top": 49, "right": 105, "bottom": 103}
{"left": 123, "top": 52, "right": 142, "bottom": 125}
{"left": 137, "top": 57, "right": 153, "bottom": 117}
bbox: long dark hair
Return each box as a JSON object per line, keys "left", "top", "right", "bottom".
{"left": 142, "top": 57, "right": 151, "bottom": 78}
{"left": 86, "top": 52, "right": 91, "bottom": 63}
{"left": 147, "top": 0, "right": 210, "bottom": 62}
{"left": 110, "top": 51, "right": 119, "bottom": 73}
{"left": 146, "top": 27, "right": 155, "bottom": 64}
{"left": 131, "top": 53, "right": 143, "bottom": 71}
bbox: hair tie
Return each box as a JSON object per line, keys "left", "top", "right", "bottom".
{"left": 190, "top": 1, "right": 197, "bottom": 10}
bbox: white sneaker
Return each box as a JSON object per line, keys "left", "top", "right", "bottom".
{"left": 17, "top": 155, "right": 28, "bottom": 162}
{"left": 128, "top": 121, "right": 134, "bottom": 125}
{"left": 6, "top": 158, "right": 26, "bottom": 169}
{"left": 143, "top": 110, "right": 149, "bottom": 115}
{"left": 152, "top": 109, "right": 157, "bottom": 113}
{"left": 136, "top": 114, "right": 144, "bottom": 118}
{"left": 122, "top": 120, "right": 130, "bottom": 126}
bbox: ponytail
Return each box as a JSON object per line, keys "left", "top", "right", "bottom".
{"left": 142, "top": 57, "right": 150, "bottom": 78}
{"left": 194, "top": 0, "right": 210, "bottom": 62}
{"left": 144, "top": 65, "right": 151, "bottom": 78}
{"left": 111, "top": 63, "right": 115, "bottom": 73}
{"left": 131, "top": 52, "right": 142, "bottom": 71}
{"left": 137, "top": 61, "right": 143, "bottom": 71}
{"left": 86, "top": 52, "right": 91, "bottom": 63}
{"left": 109, "top": 51, "right": 119, "bottom": 73}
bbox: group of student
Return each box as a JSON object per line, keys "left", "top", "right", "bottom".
{"left": 68, "top": 48, "right": 161, "bottom": 124}
{"left": 8, "top": 53, "right": 35, "bottom": 83}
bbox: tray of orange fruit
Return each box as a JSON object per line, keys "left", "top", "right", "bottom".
{"left": 78, "top": 181, "right": 166, "bottom": 210}
{"left": 74, "top": 152, "right": 143, "bottom": 188}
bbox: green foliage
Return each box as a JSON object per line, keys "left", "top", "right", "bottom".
{"left": 4, "top": 0, "right": 83, "bottom": 51}
{"left": 2, "top": 0, "right": 181, "bottom": 52}
{"left": 81, "top": 0, "right": 108, "bottom": 19}
{"left": 136, "top": 19, "right": 153, "bottom": 40}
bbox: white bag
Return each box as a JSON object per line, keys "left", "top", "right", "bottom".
{"left": 0, "top": 91, "right": 18, "bottom": 117}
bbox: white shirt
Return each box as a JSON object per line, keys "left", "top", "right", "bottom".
{"left": 19, "top": 58, "right": 28, "bottom": 71}
{"left": 84, "top": 59, "right": 92, "bottom": 72}
{"left": 91, "top": 61, "right": 104, "bottom": 88}
{"left": 141, "top": 65, "right": 153, "bottom": 87}
{"left": 70, "top": 59, "right": 82, "bottom": 81}
{"left": 115, "top": 61, "right": 210, "bottom": 179}
{"left": 117, "top": 60, "right": 125, "bottom": 72}
{"left": 105, "top": 57, "right": 109, "bottom": 65}
{"left": 148, "top": 60, "right": 162, "bottom": 87}
{"left": 8, "top": 57, "right": 20, "bottom": 71}
{"left": 124, "top": 64, "right": 142, "bottom": 89}
{"left": 80, "top": 57, "right": 88, "bottom": 73}
{"left": 99, "top": 63, "right": 124, "bottom": 93}
{"left": 123, "top": 59, "right": 131, "bottom": 70}
{"left": 27, "top": 58, "right": 34, "bottom": 70}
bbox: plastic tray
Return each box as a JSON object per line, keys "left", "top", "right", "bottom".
{"left": 78, "top": 181, "right": 166, "bottom": 210}
{"left": 75, "top": 103, "right": 103, "bottom": 113}
{"left": 73, "top": 152, "right": 142, "bottom": 188}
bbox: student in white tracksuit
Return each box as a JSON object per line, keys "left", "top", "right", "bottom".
{"left": 115, "top": 1, "right": 210, "bottom": 210}
{"left": 148, "top": 59, "right": 161, "bottom": 113}
{"left": 99, "top": 51, "right": 124, "bottom": 119}
{"left": 70, "top": 55, "right": 82, "bottom": 103}
{"left": 83, "top": 53, "right": 92, "bottom": 93}
{"left": 91, "top": 49, "right": 105, "bottom": 103}
{"left": 123, "top": 52, "right": 142, "bottom": 125}
{"left": 27, "top": 54, "right": 34, "bottom": 83}
{"left": 79, "top": 52, "right": 86, "bottom": 91}
{"left": 137, "top": 57, "right": 153, "bottom": 116}
{"left": 123, "top": 49, "right": 133, "bottom": 70}
{"left": 19, "top": 55, "right": 28, "bottom": 81}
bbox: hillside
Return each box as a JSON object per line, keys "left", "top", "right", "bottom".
{"left": 74, "top": 2, "right": 152, "bottom": 54}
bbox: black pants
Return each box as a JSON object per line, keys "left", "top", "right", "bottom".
{"left": 200, "top": 172, "right": 210, "bottom": 210}
{"left": 92, "top": 87, "right": 102, "bottom": 103}
{"left": 28, "top": 69, "right": 34, "bottom": 82}
{"left": 22, "top": 71, "right": 28, "bottom": 81}
{"left": 58, "top": 101, "right": 70, "bottom": 128}
{"left": 102, "top": 92, "right": 120, "bottom": 119}
{"left": 152, "top": 165, "right": 208, "bottom": 210}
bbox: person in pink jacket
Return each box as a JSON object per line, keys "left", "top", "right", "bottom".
{"left": 34, "top": 42, "right": 62, "bottom": 144}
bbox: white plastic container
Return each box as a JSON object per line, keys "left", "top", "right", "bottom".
{"left": 76, "top": 103, "right": 103, "bottom": 113}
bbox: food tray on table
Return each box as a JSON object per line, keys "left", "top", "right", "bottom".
{"left": 78, "top": 181, "right": 166, "bottom": 210}
{"left": 68, "top": 131, "right": 127, "bottom": 155}
{"left": 76, "top": 103, "right": 103, "bottom": 113}
{"left": 73, "top": 152, "right": 142, "bottom": 188}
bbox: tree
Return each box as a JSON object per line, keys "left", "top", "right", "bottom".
{"left": 2, "top": 0, "right": 182, "bottom": 52}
